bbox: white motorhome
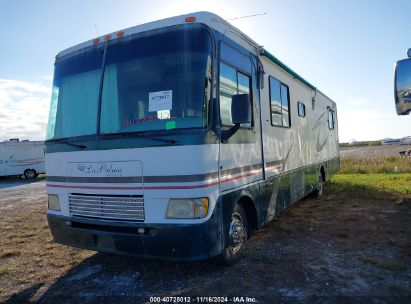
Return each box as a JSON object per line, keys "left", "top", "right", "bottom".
{"left": 0, "top": 139, "right": 45, "bottom": 179}
{"left": 400, "top": 136, "right": 411, "bottom": 145}
{"left": 45, "top": 12, "right": 339, "bottom": 264}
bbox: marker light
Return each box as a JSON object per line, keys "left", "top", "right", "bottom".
{"left": 185, "top": 16, "right": 196, "bottom": 23}
{"left": 92, "top": 38, "right": 100, "bottom": 44}
{"left": 48, "top": 194, "right": 61, "bottom": 211}
{"left": 116, "top": 31, "right": 125, "bottom": 38}
{"left": 104, "top": 34, "right": 112, "bottom": 41}
{"left": 166, "top": 198, "right": 209, "bottom": 219}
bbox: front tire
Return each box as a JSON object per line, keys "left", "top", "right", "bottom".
{"left": 221, "top": 204, "right": 248, "bottom": 265}
{"left": 24, "top": 169, "right": 36, "bottom": 179}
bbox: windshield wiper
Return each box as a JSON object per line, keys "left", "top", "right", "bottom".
{"left": 144, "top": 136, "right": 177, "bottom": 144}
{"left": 46, "top": 139, "right": 87, "bottom": 149}
{"left": 101, "top": 132, "right": 178, "bottom": 144}
{"left": 47, "top": 133, "right": 177, "bottom": 148}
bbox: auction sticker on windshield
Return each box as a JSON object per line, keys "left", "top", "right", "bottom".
{"left": 149, "top": 90, "right": 172, "bottom": 112}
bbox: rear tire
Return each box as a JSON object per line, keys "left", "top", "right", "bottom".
{"left": 24, "top": 169, "right": 36, "bottom": 179}
{"left": 220, "top": 204, "right": 248, "bottom": 266}
{"left": 313, "top": 173, "right": 324, "bottom": 198}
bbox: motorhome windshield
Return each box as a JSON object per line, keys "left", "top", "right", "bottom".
{"left": 46, "top": 27, "right": 212, "bottom": 140}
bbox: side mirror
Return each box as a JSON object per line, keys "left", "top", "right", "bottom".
{"left": 221, "top": 94, "right": 252, "bottom": 143}
{"left": 231, "top": 94, "right": 251, "bottom": 124}
{"left": 395, "top": 55, "right": 411, "bottom": 115}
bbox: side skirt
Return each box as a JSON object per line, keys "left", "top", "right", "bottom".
{"left": 218, "top": 157, "right": 340, "bottom": 248}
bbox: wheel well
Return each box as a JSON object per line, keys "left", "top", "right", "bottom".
{"left": 320, "top": 166, "right": 326, "bottom": 182}
{"left": 237, "top": 196, "right": 258, "bottom": 235}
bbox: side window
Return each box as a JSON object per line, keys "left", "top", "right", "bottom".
{"left": 269, "top": 77, "right": 282, "bottom": 126}
{"left": 297, "top": 102, "right": 306, "bottom": 117}
{"left": 219, "top": 62, "right": 252, "bottom": 127}
{"left": 328, "top": 108, "right": 335, "bottom": 129}
{"left": 281, "top": 84, "right": 290, "bottom": 127}
{"left": 269, "top": 76, "right": 291, "bottom": 127}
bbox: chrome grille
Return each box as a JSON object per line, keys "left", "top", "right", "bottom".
{"left": 69, "top": 194, "right": 144, "bottom": 221}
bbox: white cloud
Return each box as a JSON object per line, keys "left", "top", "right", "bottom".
{"left": 0, "top": 79, "right": 50, "bottom": 94}
{"left": 0, "top": 78, "right": 51, "bottom": 141}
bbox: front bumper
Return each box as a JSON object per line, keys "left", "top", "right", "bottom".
{"left": 47, "top": 204, "right": 223, "bottom": 261}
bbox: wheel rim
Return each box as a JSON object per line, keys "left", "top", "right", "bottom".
{"left": 318, "top": 175, "right": 323, "bottom": 194}
{"left": 26, "top": 170, "right": 35, "bottom": 178}
{"left": 228, "top": 212, "right": 247, "bottom": 254}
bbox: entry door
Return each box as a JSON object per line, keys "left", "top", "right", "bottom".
{"left": 218, "top": 42, "right": 263, "bottom": 192}
{"left": 260, "top": 75, "right": 292, "bottom": 180}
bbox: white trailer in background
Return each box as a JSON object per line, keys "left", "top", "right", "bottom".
{"left": 0, "top": 139, "right": 45, "bottom": 179}
{"left": 401, "top": 136, "right": 411, "bottom": 145}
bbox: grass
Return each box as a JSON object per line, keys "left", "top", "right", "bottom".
{"left": 340, "top": 156, "right": 411, "bottom": 174}
{"left": 329, "top": 174, "right": 411, "bottom": 199}
{"left": 332, "top": 156, "right": 411, "bottom": 199}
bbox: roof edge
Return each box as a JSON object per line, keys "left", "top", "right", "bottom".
{"left": 261, "top": 49, "right": 316, "bottom": 91}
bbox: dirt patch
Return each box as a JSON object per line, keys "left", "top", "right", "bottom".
{"left": 0, "top": 180, "right": 410, "bottom": 303}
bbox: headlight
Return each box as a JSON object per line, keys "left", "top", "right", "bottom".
{"left": 166, "top": 198, "right": 209, "bottom": 219}
{"left": 48, "top": 194, "right": 61, "bottom": 211}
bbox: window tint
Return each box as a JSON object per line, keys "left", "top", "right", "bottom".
{"left": 47, "top": 47, "right": 104, "bottom": 139}
{"left": 219, "top": 62, "right": 252, "bottom": 127}
{"left": 298, "top": 102, "right": 306, "bottom": 117}
{"left": 281, "top": 84, "right": 290, "bottom": 127}
{"left": 220, "top": 43, "right": 252, "bottom": 74}
{"left": 269, "top": 76, "right": 290, "bottom": 127}
{"left": 100, "top": 28, "right": 211, "bottom": 134}
{"left": 269, "top": 77, "right": 282, "bottom": 126}
{"left": 328, "top": 109, "right": 335, "bottom": 129}
{"left": 238, "top": 72, "right": 250, "bottom": 94}
{"left": 220, "top": 63, "right": 237, "bottom": 126}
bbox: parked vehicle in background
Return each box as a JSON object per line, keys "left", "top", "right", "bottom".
{"left": 0, "top": 139, "right": 45, "bottom": 179}
{"left": 45, "top": 12, "right": 339, "bottom": 264}
{"left": 394, "top": 48, "right": 411, "bottom": 115}
{"left": 381, "top": 138, "right": 401, "bottom": 145}
{"left": 401, "top": 136, "right": 411, "bottom": 145}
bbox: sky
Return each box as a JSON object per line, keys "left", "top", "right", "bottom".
{"left": 0, "top": 0, "right": 410, "bottom": 143}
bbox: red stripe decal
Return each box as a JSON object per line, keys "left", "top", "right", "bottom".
{"left": 46, "top": 171, "right": 262, "bottom": 190}
{"left": 17, "top": 159, "right": 44, "bottom": 163}
{"left": 11, "top": 161, "right": 44, "bottom": 166}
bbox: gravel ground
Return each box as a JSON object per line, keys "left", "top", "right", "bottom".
{"left": 0, "top": 178, "right": 410, "bottom": 304}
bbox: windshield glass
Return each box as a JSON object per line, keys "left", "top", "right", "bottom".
{"left": 46, "top": 27, "right": 212, "bottom": 140}
{"left": 46, "top": 46, "right": 104, "bottom": 139}
{"left": 100, "top": 28, "right": 211, "bottom": 134}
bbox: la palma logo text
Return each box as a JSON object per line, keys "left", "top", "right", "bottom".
{"left": 77, "top": 163, "right": 123, "bottom": 176}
